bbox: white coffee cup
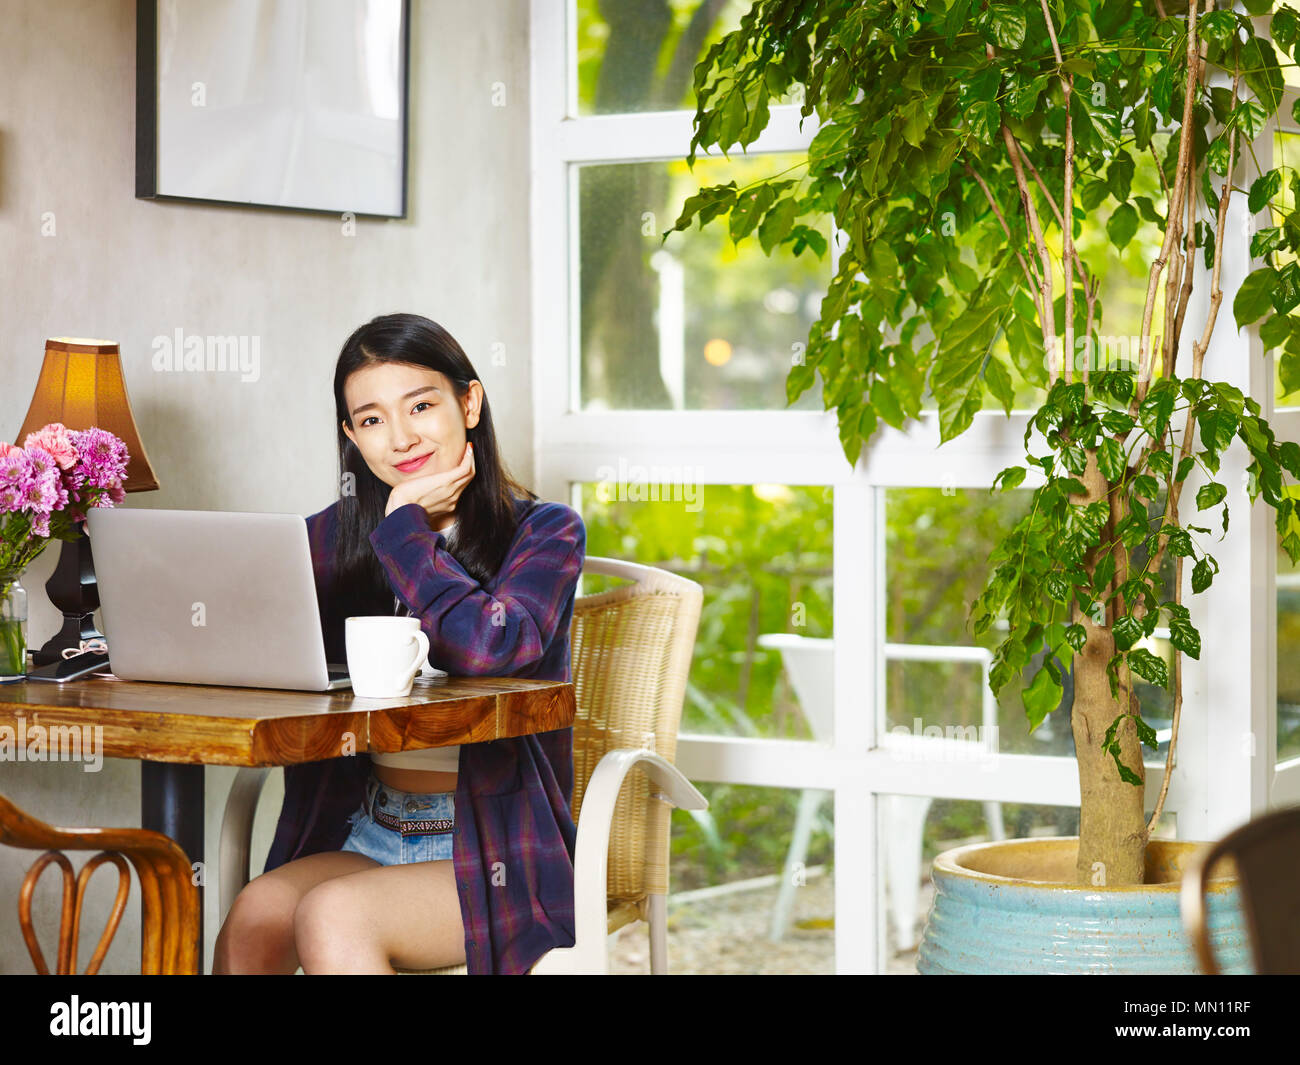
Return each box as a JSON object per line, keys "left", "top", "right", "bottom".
{"left": 345, "top": 616, "right": 431, "bottom": 698}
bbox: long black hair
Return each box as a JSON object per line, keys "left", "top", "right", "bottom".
{"left": 332, "top": 313, "right": 535, "bottom": 614}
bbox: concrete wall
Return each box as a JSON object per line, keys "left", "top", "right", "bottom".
{"left": 0, "top": 0, "right": 534, "bottom": 974}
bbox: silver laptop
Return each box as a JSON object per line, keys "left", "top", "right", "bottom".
{"left": 85, "top": 507, "right": 351, "bottom": 691}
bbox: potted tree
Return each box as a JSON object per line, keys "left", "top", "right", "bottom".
{"left": 668, "top": 0, "right": 1300, "bottom": 972}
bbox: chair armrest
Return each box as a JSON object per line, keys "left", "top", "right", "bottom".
{"left": 533, "top": 749, "right": 706, "bottom": 973}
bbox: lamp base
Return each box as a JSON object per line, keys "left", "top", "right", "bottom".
{"left": 31, "top": 535, "right": 105, "bottom": 667}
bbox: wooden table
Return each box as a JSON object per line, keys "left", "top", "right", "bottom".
{"left": 0, "top": 672, "right": 575, "bottom": 965}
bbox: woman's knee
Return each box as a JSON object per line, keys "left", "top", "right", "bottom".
{"left": 293, "top": 879, "right": 358, "bottom": 942}
{"left": 216, "top": 875, "right": 299, "bottom": 971}
{"left": 294, "top": 878, "right": 382, "bottom": 969}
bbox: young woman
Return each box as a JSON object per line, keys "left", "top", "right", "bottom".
{"left": 213, "top": 313, "right": 585, "bottom": 975}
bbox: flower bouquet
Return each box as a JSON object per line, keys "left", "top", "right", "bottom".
{"left": 0, "top": 423, "right": 130, "bottom": 677}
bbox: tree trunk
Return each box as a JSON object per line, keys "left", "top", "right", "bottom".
{"left": 1070, "top": 452, "right": 1148, "bottom": 885}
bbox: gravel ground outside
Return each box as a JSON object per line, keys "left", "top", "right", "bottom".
{"left": 607, "top": 866, "right": 936, "bottom": 974}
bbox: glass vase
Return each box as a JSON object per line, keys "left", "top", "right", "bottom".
{"left": 0, "top": 576, "right": 28, "bottom": 681}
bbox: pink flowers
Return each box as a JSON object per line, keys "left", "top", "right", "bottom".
{"left": 0, "top": 423, "right": 129, "bottom": 545}
{"left": 23, "top": 423, "right": 79, "bottom": 470}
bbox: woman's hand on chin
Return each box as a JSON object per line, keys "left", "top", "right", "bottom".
{"left": 384, "top": 441, "right": 475, "bottom": 523}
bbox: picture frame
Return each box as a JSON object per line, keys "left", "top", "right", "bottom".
{"left": 135, "top": 0, "right": 410, "bottom": 219}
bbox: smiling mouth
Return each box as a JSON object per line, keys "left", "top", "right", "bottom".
{"left": 394, "top": 452, "right": 433, "bottom": 473}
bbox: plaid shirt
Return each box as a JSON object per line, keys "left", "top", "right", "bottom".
{"left": 262, "top": 494, "right": 585, "bottom": 974}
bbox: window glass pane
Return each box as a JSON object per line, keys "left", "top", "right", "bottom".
{"left": 573, "top": 0, "right": 796, "bottom": 117}
{"left": 607, "top": 783, "right": 833, "bottom": 974}
{"left": 1272, "top": 132, "right": 1300, "bottom": 408}
{"left": 1279, "top": 486, "right": 1300, "bottom": 762}
{"left": 881, "top": 794, "right": 1176, "bottom": 969}
{"left": 883, "top": 487, "right": 1175, "bottom": 758}
{"left": 577, "top": 155, "right": 831, "bottom": 411}
{"left": 577, "top": 482, "right": 833, "bottom": 740}
{"left": 1285, "top": 51, "right": 1300, "bottom": 90}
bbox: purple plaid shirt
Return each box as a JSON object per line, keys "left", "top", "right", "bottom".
{"left": 262, "top": 494, "right": 585, "bottom": 974}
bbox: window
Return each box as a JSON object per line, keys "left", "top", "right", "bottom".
{"left": 576, "top": 154, "right": 829, "bottom": 411}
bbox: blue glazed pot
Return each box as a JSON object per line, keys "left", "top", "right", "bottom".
{"left": 916, "top": 837, "right": 1249, "bottom": 974}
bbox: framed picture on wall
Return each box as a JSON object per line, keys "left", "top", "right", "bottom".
{"left": 136, "top": 0, "right": 410, "bottom": 218}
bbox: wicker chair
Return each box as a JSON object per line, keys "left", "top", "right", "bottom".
{"left": 1180, "top": 803, "right": 1300, "bottom": 974}
{"left": 1, "top": 792, "right": 200, "bottom": 974}
{"left": 218, "top": 555, "right": 707, "bottom": 974}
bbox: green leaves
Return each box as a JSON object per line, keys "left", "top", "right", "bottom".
{"left": 939, "top": 385, "right": 986, "bottom": 445}
{"left": 932, "top": 291, "right": 1008, "bottom": 442}
{"left": 1127, "top": 647, "right": 1168, "bottom": 688}
{"left": 663, "top": 182, "right": 738, "bottom": 240}
{"left": 1282, "top": 440, "right": 1300, "bottom": 478}
{"left": 1007, "top": 72, "right": 1051, "bottom": 120}
{"left": 729, "top": 183, "right": 776, "bottom": 243}
{"left": 966, "top": 100, "right": 1002, "bottom": 145}
{"left": 1242, "top": 36, "right": 1285, "bottom": 117}
{"left": 1275, "top": 6, "right": 1300, "bottom": 52}
{"left": 1107, "top": 152, "right": 1135, "bottom": 203}
{"left": 1138, "top": 381, "right": 1176, "bottom": 439}
{"left": 1102, "top": 715, "right": 1144, "bottom": 787}
{"left": 1044, "top": 571, "right": 1072, "bottom": 604}
{"left": 993, "top": 465, "right": 1026, "bottom": 492}
{"left": 807, "top": 122, "right": 852, "bottom": 172}
{"left": 1135, "top": 715, "right": 1160, "bottom": 752}
{"left": 979, "top": 3, "right": 1027, "bottom": 48}
{"left": 899, "top": 93, "right": 940, "bottom": 148}
{"left": 1023, "top": 662, "right": 1064, "bottom": 730}
{"left": 1097, "top": 437, "right": 1127, "bottom": 482}
{"left": 1165, "top": 603, "right": 1201, "bottom": 660}
{"left": 1249, "top": 169, "right": 1282, "bottom": 214}
{"left": 1112, "top": 614, "right": 1144, "bottom": 651}
{"left": 1106, "top": 202, "right": 1139, "bottom": 250}
{"left": 870, "top": 375, "right": 905, "bottom": 428}
{"left": 1132, "top": 473, "right": 1160, "bottom": 499}
{"left": 1277, "top": 262, "right": 1300, "bottom": 316}
{"left": 1192, "top": 554, "right": 1219, "bottom": 594}
{"left": 1196, "top": 481, "right": 1227, "bottom": 510}
{"left": 1164, "top": 526, "right": 1194, "bottom": 557}
{"left": 1101, "top": 410, "right": 1136, "bottom": 435}
{"left": 1199, "top": 10, "right": 1239, "bottom": 46}
{"left": 1235, "top": 267, "right": 1279, "bottom": 329}
{"left": 1251, "top": 227, "right": 1286, "bottom": 260}
{"left": 984, "top": 354, "right": 1016, "bottom": 415}
{"left": 1196, "top": 405, "right": 1237, "bottom": 460}
{"left": 1132, "top": 99, "right": 1156, "bottom": 149}
{"left": 1283, "top": 349, "right": 1300, "bottom": 397}
{"left": 758, "top": 197, "right": 799, "bottom": 254}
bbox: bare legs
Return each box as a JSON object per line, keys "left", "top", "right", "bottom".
{"left": 293, "top": 858, "right": 466, "bottom": 973}
{"left": 213, "top": 851, "right": 466, "bottom": 974}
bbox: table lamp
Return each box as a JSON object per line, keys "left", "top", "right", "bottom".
{"left": 13, "top": 338, "right": 159, "bottom": 679}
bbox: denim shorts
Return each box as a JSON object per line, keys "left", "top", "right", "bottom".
{"left": 340, "top": 771, "right": 457, "bottom": 866}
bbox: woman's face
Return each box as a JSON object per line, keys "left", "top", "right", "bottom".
{"left": 341, "top": 361, "right": 481, "bottom": 490}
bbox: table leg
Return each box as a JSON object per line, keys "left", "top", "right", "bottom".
{"left": 141, "top": 761, "right": 205, "bottom": 968}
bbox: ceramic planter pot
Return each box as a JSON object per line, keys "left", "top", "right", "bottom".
{"left": 916, "top": 836, "right": 1248, "bottom": 974}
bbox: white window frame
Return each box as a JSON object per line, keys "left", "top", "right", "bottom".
{"left": 1263, "top": 75, "right": 1300, "bottom": 806}
{"left": 529, "top": 0, "right": 1284, "bottom": 974}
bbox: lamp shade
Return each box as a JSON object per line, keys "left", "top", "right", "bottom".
{"left": 13, "top": 338, "right": 159, "bottom": 493}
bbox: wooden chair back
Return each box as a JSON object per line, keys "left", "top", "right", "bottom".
{"left": 0, "top": 793, "right": 200, "bottom": 974}
{"left": 1181, "top": 803, "right": 1300, "bottom": 974}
